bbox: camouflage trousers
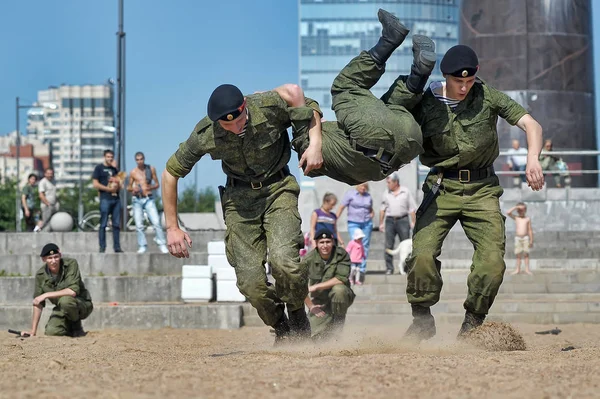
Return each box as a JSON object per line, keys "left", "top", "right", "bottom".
{"left": 406, "top": 174, "right": 507, "bottom": 316}
{"left": 45, "top": 296, "right": 93, "bottom": 336}
{"left": 290, "top": 51, "right": 423, "bottom": 185}
{"left": 222, "top": 175, "right": 307, "bottom": 327}
{"left": 309, "top": 285, "right": 355, "bottom": 337}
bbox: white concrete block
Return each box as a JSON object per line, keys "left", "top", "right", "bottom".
{"left": 207, "top": 241, "right": 226, "bottom": 255}
{"left": 216, "top": 266, "right": 237, "bottom": 281}
{"left": 181, "top": 265, "right": 214, "bottom": 303}
{"left": 208, "top": 254, "right": 230, "bottom": 269}
{"left": 182, "top": 265, "right": 212, "bottom": 278}
{"left": 217, "top": 280, "right": 246, "bottom": 302}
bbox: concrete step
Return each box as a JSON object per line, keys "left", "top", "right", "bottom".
{"left": 2, "top": 270, "right": 599, "bottom": 305}
{"left": 241, "top": 296, "right": 600, "bottom": 327}
{"left": 0, "top": 303, "right": 242, "bottom": 331}
{"left": 0, "top": 231, "right": 225, "bottom": 255}
{"left": 363, "top": 269, "right": 600, "bottom": 284}
{"left": 364, "top": 258, "right": 600, "bottom": 272}
{"left": 0, "top": 253, "right": 209, "bottom": 276}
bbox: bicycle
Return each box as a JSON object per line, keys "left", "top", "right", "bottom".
{"left": 79, "top": 205, "right": 146, "bottom": 232}
{"left": 79, "top": 205, "right": 188, "bottom": 232}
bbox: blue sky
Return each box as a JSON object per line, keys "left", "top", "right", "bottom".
{"left": 1, "top": 0, "right": 599, "bottom": 191}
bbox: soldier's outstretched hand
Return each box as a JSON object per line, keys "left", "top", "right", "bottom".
{"left": 299, "top": 143, "right": 323, "bottom": 175}
{"left": 525, "top": 157, "right": 544, "bottom": 191}
{"left": 167, "top": 227, "right": 192, "bottom": 258}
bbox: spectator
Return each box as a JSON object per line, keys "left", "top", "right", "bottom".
{"left": 380, "top": 173, "right": 417, "bottom": 275}
{"left": 539, "top": 139, "right": 566, "bottom": 188}
{"left": 310, "top": 193, "right": 342, "bottom": 248}
{"left": 506, "top": 139, "right": 528, "bottom": 183}
{"left": 506, "top": 202, "right": 534, "bottom": 275}
{"left": 303, "top": 229, "right": 355, "bottom": 340}
{"left": 92, "top": 150, "right": 123, "bottom": 253}
{"left": 346, "top": 228, "right": 366, "bottom": 286}
{"left": 337, "top": 182, "right": 373, "bottom": 283}
{"left": 38, "top": 168, "right": 59, "bottom": 232}
{"left": 21, "top": 173, "right": 41, "bottom": 232}
{"left": 127, "top": 152, "right": 168, "bottom": 254}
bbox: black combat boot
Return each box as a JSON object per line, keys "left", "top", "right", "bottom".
{"left": 457, "top": 311, "right": 486, "bottom": 338}
{"left": 69, "top": 320, "right": 87, "bottom": 338}
{"left": 273, "top": 313, "right": 292, "bottom": 346}
{"left": 287, "top": 306, "right": 311, "bottom": 340}
{"left": 403, "top": 305, "right": 436, "bottom": 342}
{"left": 406, "top": 35, "right": 437, "bottom": 93}
{"left": 368, "top": 9, "right": 410, "bottom": 66}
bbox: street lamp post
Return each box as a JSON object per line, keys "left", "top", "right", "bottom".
{"left": 15, "top": 97, "right": 21, "bottom": 232}
{"left": 14, "top": 97, "right": 58, "bottom": 232}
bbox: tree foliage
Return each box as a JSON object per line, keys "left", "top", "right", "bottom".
{"left": 0, "top": 179, "right": 17, "bottom": 231}
{"left": 177, "top": 185, "right": 217, "bottom": 213}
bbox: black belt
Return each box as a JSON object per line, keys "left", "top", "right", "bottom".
{"left": 386, "top": 215, "right": 408, "bottom": 220}
{"left": 135, "top": 194, "right": 153, "bottom": 199}
{"left": 353, "top": 142, "right": 396, "bottom": 172}
{"left": 226, "top": 166, "right": 290, "bottom": 189}
{"left": 433, "top": 166, "right": 495, "bottom": 183}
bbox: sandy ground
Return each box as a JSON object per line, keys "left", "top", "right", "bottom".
{"left": 1, "top": 322, "right": 599, "bottom": 399}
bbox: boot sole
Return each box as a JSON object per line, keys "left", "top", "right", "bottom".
{"left": 412, "top": 34, "right": 435, "bottom": 52}
{"left": 419, "top": 50, "right": 437, "bottom": 68}
{"left": 378, "top": 9, "right": 410, "bottom": 38}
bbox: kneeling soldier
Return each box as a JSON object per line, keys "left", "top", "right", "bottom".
{"left": 304, "top": 229, "right": 355, "bottom": 339}
{"left": 21, "top": 243, "right": 93, "bottom": 337}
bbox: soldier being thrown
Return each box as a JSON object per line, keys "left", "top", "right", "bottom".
{"left": 286, "top": 9, "right": 436, "bottom": 185}
{"left": 163, "top": 84, "right": 324, "bottom": 344}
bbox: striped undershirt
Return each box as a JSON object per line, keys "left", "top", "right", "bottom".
{"left": 237, "top": 108, "right": 249, "bottom": 138}
{"left": 430, "top": 81, "right": 460, "bottom": 110}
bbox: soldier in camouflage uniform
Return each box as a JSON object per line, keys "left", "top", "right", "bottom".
{"left": 380, "top": 45, "right": 545, "bottom": 340}
{"left": 303, "top": 229, "right": 355, "bottom": 339}
{"left": 288, "top": 9, "right": 437, "bottom": 185}
{"left": 163, "top": 84, "right": 325, "bottom": 343}
{"left": 21, "top": 243, "right": 93, "bottom": 337}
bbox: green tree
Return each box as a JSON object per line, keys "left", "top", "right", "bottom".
{"left": 178, "top": 185, "right": 217, "bottom": 213}
{"left": 0, "top": 178, "right": 17, "bottom": 231}
{"left": 57, "top": 180, "right": 101, "bottom": 221}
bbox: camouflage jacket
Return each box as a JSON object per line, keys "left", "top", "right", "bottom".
{"left": 166, "top": 91, "right": 319, "bottom": 183}
{"left": 304, "top": 246, "right": 351, "bottom": 303}
{"left": 34, "top": 257, "right": 92, "bottom": 307}
{"left": 406, "top": 80, "right": 528, "bottom": 170}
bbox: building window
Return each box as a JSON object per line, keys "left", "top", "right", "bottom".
{"left": 83, "top": 98, "right": 92, "bottom": 108}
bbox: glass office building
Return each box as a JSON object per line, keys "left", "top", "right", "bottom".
{"left": 300, "top": 0, "right": 460, "bottom": 121}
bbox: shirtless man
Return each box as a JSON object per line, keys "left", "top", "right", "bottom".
{"left": 507, "top": 202, "right": 534, "bottom": 275}
{"left": 127, "top": 152, "right": 168, "bottom": 254}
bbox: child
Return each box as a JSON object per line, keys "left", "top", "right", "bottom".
{"left": 346, "top": 229, "right": 366, "bottom": 285}
{"left": 507, "top": 202, "right": 534, "bottom": 275}
{"left": 310, "top": 193, "right": 343, "bottom": 248}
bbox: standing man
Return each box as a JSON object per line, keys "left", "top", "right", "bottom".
{"left": 20, "top": 243, "right": 93, "bottom": 337}
{"left": 303, "top": 229, "right": 355, "bottom": 340}
{"left": 163, "top": 84, "right": 324, "bottom": 344}
{"left": 38, "top": 168, "right": 59, "bottom": 231}
{"left": 127, "top": 152, "right": 168, "bottom": 254}
{"left": 21, "top": 173, "right": 40, "bottom": 232}
{"left": 92, "top": 150, "right": 123, "bottom": 253}
{"left": 379, "top": 173, "right": 417, "bottom": 275}
{"left": 507, "top": 139, "right": 528, "bottom": 183}
{"left": 382, "top": 44, "right": 545, "bottom": 340}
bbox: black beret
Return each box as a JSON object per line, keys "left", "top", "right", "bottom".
{"left": 440, "top": 45, "right": 479, "bottom": 78}
{"left": 207, "top": 84, "right": 246, "bottom": 122}
{"left": 40, "top": 243, "right": 60, "bottom": 257}
{"left": 314, "top": 228, "right": 334, "bottom": 241}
